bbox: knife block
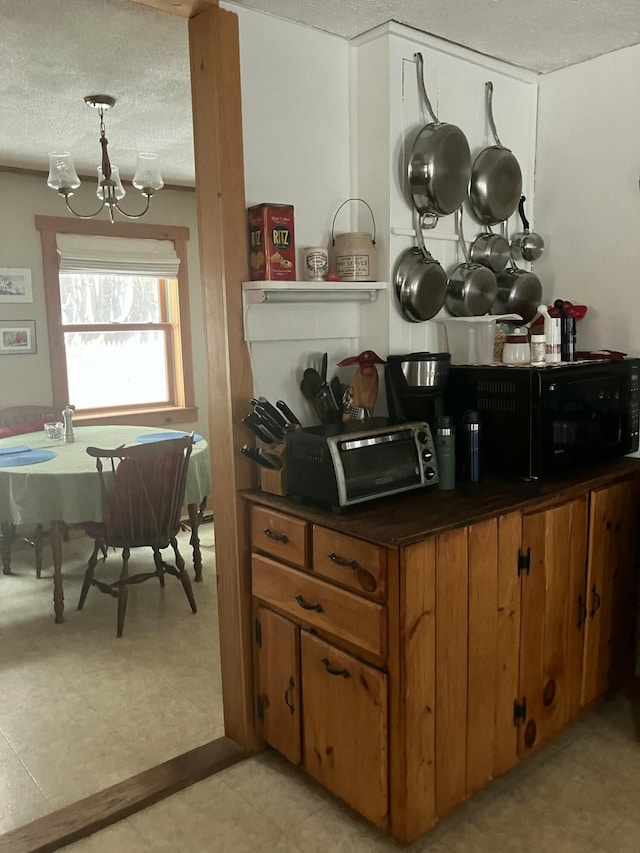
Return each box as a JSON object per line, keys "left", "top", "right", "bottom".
{"left": 259, "top": 443, "right": 288, "bottom": 496}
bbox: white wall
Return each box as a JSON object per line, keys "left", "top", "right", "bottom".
{"left": 0, "top": 172, "right": 209, "bottom": 434}
{"left": 535, "top": 43, "right": 640, "bottom": 354}
{"left": 225, "top": 3, "right": 355, "bottom": 421}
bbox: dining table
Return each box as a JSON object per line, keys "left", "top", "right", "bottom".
{"left": 0, "top": 424, "right": 211, "bottom": 623}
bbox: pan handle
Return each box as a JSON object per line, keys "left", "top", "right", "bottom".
{"left": 455, "top": 206, "right": 473, "bottom": 266}
{"left": 518, "top": 196, "right": 531, "bottom": 234}
{"left": 415, "top": 53, "right": 439, "bottom": 124}
{"left": 485, "top": 81, "right": 503, "bottom": 148}
{"left": 413, "top": 207, "right": 437, "bottom": 259}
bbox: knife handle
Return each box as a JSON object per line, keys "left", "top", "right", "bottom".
{"left": 276, "top": 400, "right": 301, "bottom": 426}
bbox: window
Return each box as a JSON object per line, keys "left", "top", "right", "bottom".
{"left": 36, "top": 217, "right": 196, "bottom": 426}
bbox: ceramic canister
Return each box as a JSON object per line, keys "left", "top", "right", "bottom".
{"left": 302, "top": 246, "right": 329, "bottom": 281}
{"left": 333, "top": 232, "right": 377, "bottom": 282}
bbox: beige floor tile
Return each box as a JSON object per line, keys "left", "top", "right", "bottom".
{"left": 220, "top": 751, "right": 333, "bottom": 832}
{"left": 0, "top": 753, "right": 50, "bottom": 834}
{"left": 597, "top": 813, "right": 640, "bottom": 853}
{"left": 63, "top": 821, "right": 153, "bottom": 852}
{"left": 127, "top": 776, "right": 282, "bottom": 853}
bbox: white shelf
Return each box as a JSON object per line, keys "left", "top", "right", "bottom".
{"left": 242, "top": 280, "right": 387, "bottom": 305}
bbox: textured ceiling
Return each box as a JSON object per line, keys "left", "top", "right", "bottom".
{"left": 234, "top": 0, "right": 640, "bottom": 73}
{"left": 2, "top": 0, "right": 640, "bottom": 187}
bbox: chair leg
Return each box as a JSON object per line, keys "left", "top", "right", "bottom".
{"left": 152, "top": 546, "right": 165, "bottom": 588}
{"left": 116, "top": 548, "right": 130, "bottom": 638}
{"left": 78, "top": 541, "right": 100, "bottom": 610}
{"left": 1, "top": 522, "right": 15, "bottom": 575}
{"left": 34, "top": 524, "right": 44, "bottom": 579}
{"left": 170, "top": 537, "right": 197, "bottom": 614}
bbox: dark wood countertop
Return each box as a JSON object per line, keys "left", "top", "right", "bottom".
{"left": 242, "top": 458, "right": 640, "bottom": 549}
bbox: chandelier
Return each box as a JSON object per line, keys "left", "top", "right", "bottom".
{"left": 46, "top": 95, "right": 164, "bottom": 223}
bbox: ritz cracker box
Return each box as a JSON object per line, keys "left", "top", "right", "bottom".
{"left": 248, "top": 203, "right": 296, "bottom": 281}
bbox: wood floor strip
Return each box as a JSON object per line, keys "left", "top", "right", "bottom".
{"left": 0, "top": 737, "right": 246, "bottom": 853}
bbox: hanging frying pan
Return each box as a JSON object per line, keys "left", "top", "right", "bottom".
{"left": 492, "top": 260, "right": 542, "bottom": 324}
{"left": 408, "top": 53, "right": 472, "bottom": 228}
{"left": 394, "top": 208, "right": 448, "bottom": 323}
{"left": 469, "top": 82, "right": 522, "bottom": 226}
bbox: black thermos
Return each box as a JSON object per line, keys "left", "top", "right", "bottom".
{"left": 555, "top": 299, "right": 576, "bottom": 362}
{"left": 462, "top": 409, "right": 481, "bottom": 483}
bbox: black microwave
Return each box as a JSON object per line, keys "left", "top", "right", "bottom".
{"left": 444, "top": 359, "right": 640, "bottom": 480}
{"left": 286, "top": 419, "right": 439, "bottom": 510}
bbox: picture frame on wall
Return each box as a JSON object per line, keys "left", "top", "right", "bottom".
{"left": 0, "top": 320, "right": 37, "bottom": 355}
{"left": 0, "top": 268, "right": 33, "bottom": 303}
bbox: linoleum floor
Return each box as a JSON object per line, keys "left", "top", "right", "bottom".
{"left": 0, "top": 523, "right": 223, "bottom": 835}
{"left": 66, "top": 691, "right": 640, "bottom": 852}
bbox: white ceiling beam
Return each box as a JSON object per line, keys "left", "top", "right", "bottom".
{"left": 127, "top": 0, "right": 217, "bottom": 19}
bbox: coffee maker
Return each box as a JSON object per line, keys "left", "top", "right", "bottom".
{"left": 385, "top": 352, "right": 450, "bottom": 428}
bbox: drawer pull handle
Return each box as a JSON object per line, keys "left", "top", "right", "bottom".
{"left": 589, "top": 584, "right": 601, "bottom": 619}
{"left": 264, "top": 528, "right": 289, "bottom": 544}
{"left": 328, "top": 552, "right": 360, "bottom": 571}
{"left": 284, "top": 676, "right": 295, "bottom": 715}
{"left": 295, "top": 594, "right": 324, "bottom": 613}
{"left": 321, "top": 657, "right": 351, "bottom": 679}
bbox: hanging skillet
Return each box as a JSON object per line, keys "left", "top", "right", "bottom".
{"left": 469, "top": 81, "right": 522, "bottom": 226}
{"left": 446, "top": 206, "right": 498, "bottom": 317}
{"left": 408, "top": 53, "right": 472, "bottom": 229}
{"left": 394, "top": 208, "right": 448, "bottom": 323}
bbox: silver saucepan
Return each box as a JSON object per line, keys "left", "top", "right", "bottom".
{"left": 469, "top": 81, "right": 522, "bottom": 226}
{"left": 446, "top": 206, "right": 498, "bottom": 317}
{"left": 510, "top": 196, "right": 545, "bottom": 262}
{"left": 470, "top": 221, "right": 510, "bottom": 272}
{"left": 408, "top": 53, "right": 472, "bottom": 229}
{"left": 492, "top": 260, "right": 542, "bottom": 324}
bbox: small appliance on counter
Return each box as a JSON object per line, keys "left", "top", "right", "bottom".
{"left": 444, "top": 359, "right": 640, "bottom": 480}
{"left": 385, "top": 352, "right": 450, "bottom": 428}
{"left": 286, "top": 418, "right": 439, "bottom": 511}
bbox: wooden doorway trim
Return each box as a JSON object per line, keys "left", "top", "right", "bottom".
{"left": 187, "top": 5, "right": 259, "bottom": 751}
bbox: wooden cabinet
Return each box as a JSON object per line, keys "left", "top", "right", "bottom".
{"left": 517, "top": 497, "right": 588, "bottom": 755}
{"left": 302, "top": 632, "right": 388, "bottom": 828}
{"left": 248, "top": 467, "right": 640, "bottom": 846}
{"left": 582, "top": 479, "right": 639, "bottom": 706}
{"left": 252, "top": 523, "right": 390, "bottom": 827}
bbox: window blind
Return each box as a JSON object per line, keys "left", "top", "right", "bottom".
{"left": 56, "top": 234, "right": 180, "bottom": 278}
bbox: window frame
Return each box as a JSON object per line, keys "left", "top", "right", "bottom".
{"left": 35, "top": 216, "right": 197, "bottom": 427}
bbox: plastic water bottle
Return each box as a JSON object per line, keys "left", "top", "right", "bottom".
{"left": 435, "top": 416, "right": 456, "bottom": 490}
{"left": 62, "top": 404, "right": 75, "bottom": 444}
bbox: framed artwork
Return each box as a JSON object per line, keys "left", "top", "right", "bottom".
{"left": 0, "top": 320, "right": 37, "bottom": 355}
{"left": 0, "top": 268, "right": 33, "bottom": 303}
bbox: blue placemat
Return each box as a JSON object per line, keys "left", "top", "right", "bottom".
{"left": 136, "top": 432, "right": 203, "bottom": 444}
{"left": 0, "top": 444, "right": 30, "bottom": 455}
{"left": 0, "top": 449, "right": 57, "bottom": 467}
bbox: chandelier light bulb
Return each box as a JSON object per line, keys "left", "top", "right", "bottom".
{"left": 132, "top": 153, "right": 164, "bottom": 194}
{"left": 47, "top": 152, "right": 81, "bottom": 193}
{"left": 97, "top": 165, "right": 126, "bottom": 201}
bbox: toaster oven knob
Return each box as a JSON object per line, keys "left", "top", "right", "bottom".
{"left": 417, "top": 430, "right": 429, "bottom": 444}
{"left": 422, "top": 449, "right": 433, "bottom": 463}
{"left": 424, "top": 466, "right": 436, "bottom": 480}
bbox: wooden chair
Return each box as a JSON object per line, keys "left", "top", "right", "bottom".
{"left": 78, "top": 434, "right": 197, "bottom": 636}
{"left": 0, "top": 405, "right": 59, "bottom": 577}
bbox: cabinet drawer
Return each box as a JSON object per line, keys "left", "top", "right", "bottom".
{"left": 312, "top": 525, "right": 387, "bottom": 601}
{"left": 251, "top": 506, "right": 308, "bottom": 568}
{"left": 252, "top": 553, "right": 386, "bottom": 660}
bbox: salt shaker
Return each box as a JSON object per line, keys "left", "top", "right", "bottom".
{"left": 62, "top": 404, "right": 75, "bottom": 443}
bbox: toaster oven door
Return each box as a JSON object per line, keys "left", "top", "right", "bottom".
{"left": 334, "top": 430, "right": 422, "bottom": 504}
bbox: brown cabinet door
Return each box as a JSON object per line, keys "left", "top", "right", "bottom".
{"left": 301, "top": 631, "right": 388, "bottom": 829}
{"left": 518, "top": 497, "right": 588, "bottom": 755}
{"left": 582, "top": 480, "right": 639, "bottom": 706}
{"left": 255, "top": 604, "right": 301, "bottom": 765}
